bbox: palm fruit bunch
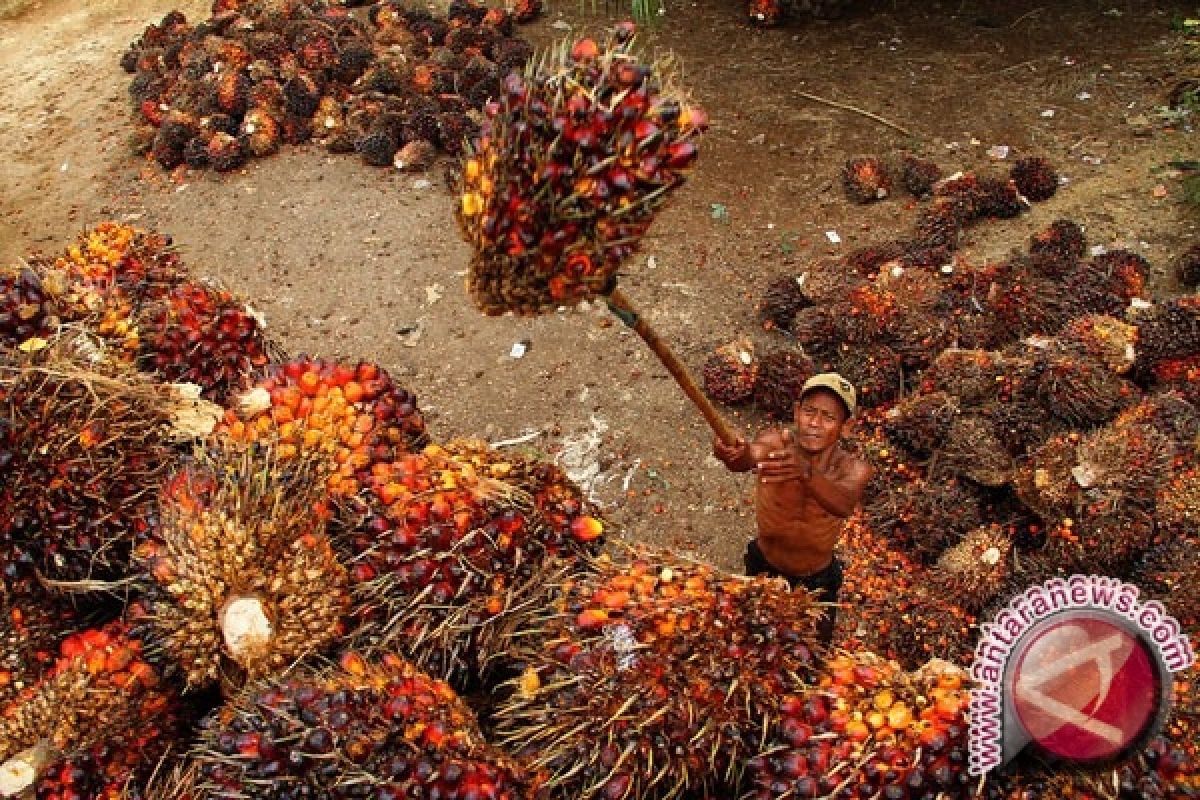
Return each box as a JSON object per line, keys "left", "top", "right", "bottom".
{"left": 218, "top": 355, "right": 428, "bottom": 500}
{"left": 912, "top": 195, "right": 969, "bottom": 251}
{"left": 842, "top": 156, "right": 892, "bottom": 204}
{"left": 899, "top": 153, "right": 942, "bottom": 197}
{"left": 844, "top": 240, "right": 906, "bottom": 278}
{"left": 877, "top": 583, "right": 977, "bottom": 669}
{"left": 936, "top": 414, "right": 1015, "bottom": 487}
{"left": 0, "top": 598, "right": 77, "bottom": 712}
{"left": 791, "top": 305, "right": 841, "bottom": 363}
{"left": 1009, "top": 155, "right": 1059, "bottom": 202}
{"left": 194, "top": 651, "right": 535, "bottom": 799}
{"left": 925, "top": 348, "right": 1013, "bottom": 407}
{"left": 832, "top": 342, "right": 902, "bottom": 408}
{"left": 702, "top": 338, "right": 758, "bottom": 406}
{"left": 747, "top": 0, "right": 785, "bottom": 26}
{"left": 881, "top": 390, "right": 960, "bottom": 458}
{"left": 1071, "top": 249, "right": 1150, "bottom": 318}
{"left": 834, "top": 283, "right": 897, "bottom": 345}
{"left": 983, "top": 257, "right": 1072, "bottom": 339}
{"left": 1013, "top": 431, "right": 1084, "bottom": 520}
{"left": 0, "top": 354, "right": 181, "bottom": 596}
{"left": 129, "top": 446, "right": 350, "bottom": 692}
{"left": 494, "top": 547, "right": 820, "bottom": 799}
{"left": 1070, "top": 419, "right": 1175, "bottom": 513}
{"left": 795, "top": 258, "right": 865, "bottom": 307}
{"left": 1056, "top": 314, "right": 1137, "bottom": 375}
{"left": 0, "top": 623, "right": 179, "bottom": 799}
{"left": 342, "top": 438, "right": 604, "bottom": 683}
{"left": 1113, "top": 390, "right": 1200, "bottom": 456}
{"left": 747, "top": 654, "right": 974, "bottom": 800}
{"left": 456, "top": 25, "right": 708, "bottom": 314}
{"left": 137, "top": 281, "right": 275, "bottom": 404}
{"left": 835, "top": 516, "right": 921, "bottom": 654}
{"left": 929, "top": 524, "right": 1012, "bottom": 613}
{"left": 752, "top": 347, "right": 814, "bottom": 419}
{"left": 1032, "top": 341, "right": 1139, "bottom": 429}
{"left": 1040, "top": 506, "right": 1158, "bottom": 576}
{"left": 864, "top": 476, "right": 984, "bottom": 563}
{"left": 1028, "top": 218, "right": 1086, "bottom": 277}
{"left": 759, "top": 274, "right": 811, "bottom": 330}
{"left": 1176, "top": 242, "right": 1200, "bottom": 287}
{"left": 1131, "top": 296, "right": 1200, "bottom": 379}
{"left": 1134, "top": 533, "right": 1200, "bottom": 632}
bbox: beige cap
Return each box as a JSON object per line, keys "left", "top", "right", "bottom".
{"left": 799, "top": 372, "right": 857, "bottom": 418}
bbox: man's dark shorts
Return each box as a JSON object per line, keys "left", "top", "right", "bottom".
{"left": 744, "top": 540, "right": 842, "bottom": 648}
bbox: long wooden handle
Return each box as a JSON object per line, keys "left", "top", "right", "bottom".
{"left": 607, "top": 287, "right": 740, "bottom": 447}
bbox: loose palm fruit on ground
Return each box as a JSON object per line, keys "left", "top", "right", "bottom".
{"left": 494, "top": 546, "right": 819, "bottom": 799}
{"left": 0, "top": 354, "right": 180, "bottom": 596}
{"left": 702, "top": 339, "right": 758, "bottom": 406}
{"left": 194, "top": 651, "right": 535, "bottom": 799}
{"left": 0, "top": 623, "right": 178, "bottom": 798}
{"left": 130, "top": 445, "right": 349, "bottom": 692}
{"left": 457, "top": 27, "right": 707, "bottom": 313}
{"left": 219, "top": 355, "right": 428, "bottom": 499}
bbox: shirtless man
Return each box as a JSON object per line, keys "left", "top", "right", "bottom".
{"left": 713, "top": 372, "right": 873, "bottom": 648}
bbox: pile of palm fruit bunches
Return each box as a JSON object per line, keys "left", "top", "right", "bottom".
{"left": 702, "top": 151, "right": 1200, "bottom": 795}
{"left": 122, "top": 0, "right": 541, "bottom": 173}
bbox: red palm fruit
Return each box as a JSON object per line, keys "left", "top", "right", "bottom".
{"left": 702, "top": 339, "right": 758, "bottom": 406}
{"left": 844, "top": 240, "right": 906, "bottom": 277}
{"left": 842, "top": 156, "right": 892, "bottom": 203}
{"left": 137, "top": 280, "right": 274, "bottom": 404}
{"left": 0, "top": 265, "right": 57, "bottom": 347}
{"left": 1010, "top": 155, "right": 1058, "bottom": 201}
{"left": 985, "top": 258, "right": 1072, "bottom": 338}
{"left": 1112, "top": 390, "right": 1200, "bottom": 454}
{"left": 1131, "top": 296, "right": 1200, "bottom": 373}
{"left": 0, "top": 597, "right": 77, "bottom": 711}
{"left": 913, "top": 197, "right": 965, "bottom": 250}
{"left": 882, "top": 390, "right": 960, "bottom": 458}
{"left": 1056, "top": 314, "right": 1137, "bottom": 374}
{"left": 512, "top": 0, "right": 542, "bottom": 22}
{"left": 973, "top": 176, "right": 1024, "bottom": 218}
{"left": 938, "top": 414, "right": 1014, "bottom": 487}
{"left": 239, "top": 107, "right": 281, "bottom": 157}
{"left": 1034, "top": 349, "right": 1139, "bottom": 428}
{"left": 1072, "top": 419, "right": 1174, "bottom": 513}
{"left": 927, "top": 348, "right": 1012, "bottom": 407}
{"left": 1133, "top": 530, "right": 1200, "bottom": 631}
{"left": 0, "top": 623, "right": 179, "bottom": 798}
{"left": 131, "top": 446, "right": 349, "bottom": 692}
{"left": 833, "top": 342, "right": 902, "bottom": 408}
{"left": 1070, "top": 249, "right": 1149, "bottom": 316}
{"left": 196, "top": 652, "right": 535, "bottom": 798}
{"left": 206, "top": 131, "right": 246, "bottom": 172}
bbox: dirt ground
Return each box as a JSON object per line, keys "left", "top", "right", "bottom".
{"left": 1, "top": 0, "right": 1197, "bottom": 573}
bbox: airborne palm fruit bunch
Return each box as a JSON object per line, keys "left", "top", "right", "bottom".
{"left": 0, "top": 623, "right": 178, "bottom": 799}
{"left": 344, "top": 438, "right": 603, "bottom": 683}
{"left": 747, "top": 654, "right": 974, "bottom": 800}
{"left": 137, "top": 281, "right": 275, "bottom": 404}
{"left": 194, "top": 651, "right": 535, "bottom": 799}
{"left": 0, "top": 354, "right": 178, "bottom": 596}
{"left": 130, "top": 446, "right": 350, "bottom": 692}
{"left": 218, "top": 356, "right": 428, "bottom": 499}
{"left": 494, "top": 547, "right": 820, "bottom": 799}
{"left": 456, "top": 24, "right": 708, "bottom": 314}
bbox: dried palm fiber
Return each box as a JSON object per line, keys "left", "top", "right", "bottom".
{"left": 790, "top": 304, "right": 840, "bottom": 362}
{"left": 0, "top": 596, "right": 78, "bottom": 711}
{"left": 1055, "top": 314, "right": 1138, "bottom": 375}
{"left": 1133, "top": 534, "right": 1200, "bottom": 632}
{"left": 218, "top": 355, "right": 428, "bottom": 500}
{"left": 841, "top": 156, "right": 892, "bottom": 204}
{"left": 128, "top": 445, "right": 349, "bottom": 692}
{"left": 1112, "top": 390, "right": 1200, "bottom": 455}
{"left": 929, "top": 524, "right": 1013, "bottom": 614}
{"left": 493, "top": 545, "right": 820, "bottom": 800}
{"left": 0, "top": 345, "right": 208, "bottom": 597}
{"left": 832, "top": 342, "right": 902, "bottom": 408}
{"left": 0, "top": 622, "right": 179, "bottom": 798}
{"left": 864, "top": 474, "right": 985, "bottom": 564}
{"left": 877, "top": 582, "right": 977, "bottom": 670}
{"left": 1177, "top": 242, "right": 1200, "bottom": 288}
{"left": 749, "top": 655, "right": 973, "bottom": 800}
{"left": 984, "top": 257, "right": 1072, "bottom": 340}
{"left": 934, "top": 413, "right": 1015, "bottom": 487}
{"left": 1155, "top": 467, "right": 1200, "bottom": 537}
{"left": 1131, "top": 296, "right": 1200, "bottom": 375}
{"left": 343, "top": 438, "right": 603, "bottom": 685}
{"left": 1069, "top": 250, "right": 1150, "bottom": 317}
{"left": 1042, "top": 506, "right": 1158, "bottom": 576}
{"left": 1071, "top": 420, "right": 1175, "bottom": 514}
{"left": 457, "top": 28, "right": 705, "bottom": 314}
{"left": 1013, "top": 432, "right": 1083, "bottom": 520}
{"left": 844, "top": 239, "right": 906, "bottom": 277}
{"left": 143, "top": 760, "right": 200, "bottom": 800}
{"left": 882, "top": 390, "right": 960, "bottom": 458}
{"left": 194, "top": 651, "right": 535, "bottom": 800}
{"left": 1034, "top": 345, "right": 1140, "bottom": 428}
{"left": 137, "top": 280, "right": 278, "bottom": 405}
{"left": 899, "top": 153, "right": 942, "bottom": 197}
{"left": 752, "top": 347, "right": 814, "bottom": 420}
{"left": 1028, "top": 219, "right": 1086, "bottom": 277}
{"left": 926, "top": 348, "right": 1013, "bottom": 407}
{"left": 701, "top": 338, "right": 758, "bottom": 406}
{"left": 758, "top": 274, "right": 810, "bottom": 330}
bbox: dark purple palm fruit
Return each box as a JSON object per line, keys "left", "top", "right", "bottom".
{"left": 899, "top": 153, "right": 942, "bottom": 197}
{"left": 1029, "top": 218, "right": 1086, "bottom": 276}
{"left": 759, "top": 274, "right": 811, "bottom": 331}
{"left": 1010, "top": 155, "right": 1059, "bottom": 201}
{"left": 842, "top": 156, "right": 892, "bottom": 203}
{"left": 702, "top": 339, "right": 758, "bottom": 406}
{"left": 753, "top": 348, "right": 815, "bottom": 419}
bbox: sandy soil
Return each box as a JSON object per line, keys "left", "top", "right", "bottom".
{"left": 1, "top": 0, "right": 1197, "bottom": 573}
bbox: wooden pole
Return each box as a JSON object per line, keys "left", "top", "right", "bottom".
{"left": 606, "top": 287, "right": 739, "bottom": 447}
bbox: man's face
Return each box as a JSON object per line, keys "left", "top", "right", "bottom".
{"left": 793, "top": 390, "right": 847, "bottom": 455}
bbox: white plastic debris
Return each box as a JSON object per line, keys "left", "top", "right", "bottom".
{"left": 1089, "top": 245, "right": 1108, "bottom": 257}
{"left": 987, "top": 145, "right": 1010, "bottom": 160}
{"left": 825, "top": 230, "right": 841, "bottom": 244}
{"left": 1040, "top": 109, "right": 1056, "bottom": 118}
{"left": 509, "top": 340, "right": 529, "bottom": 359}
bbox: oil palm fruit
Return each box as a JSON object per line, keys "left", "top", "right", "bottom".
{"left": 752, "top": 348, "right": 814, "bottom": 419}
{"left": 702, "top": 339, "right": 758, "bottom": 406}
{"left": 130, "top": 446, "right": 349, "bottom": 692}
{"left": 899, "top": 153, "right": 942, "bottom": 197}
{"left": 1009, "top": 155, "right": 1058, "bottom": 202}
{"left": 759, "top": 274, "right": 811, "bottom": 330}
{"left": 931, "top": 524, "right": 1012, "bottom": 613}
{"left": 842, "top": 156, "right": 892, "bottom": 203}
{"left": 1028, "top": 218, "right": 1086, "bottom": 276}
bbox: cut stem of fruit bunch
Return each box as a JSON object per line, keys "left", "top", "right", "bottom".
{"left": 457, "top": 24, "right": 739, "bottom": 445}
